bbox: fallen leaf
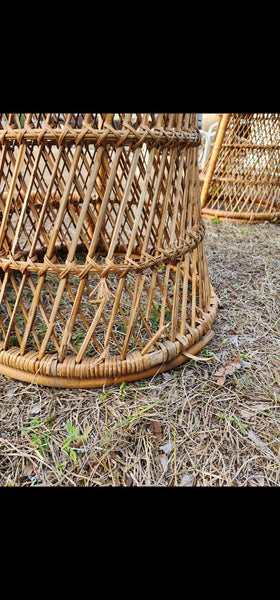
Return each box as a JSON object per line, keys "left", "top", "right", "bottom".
{"left": 270, "top": 384, "right": 280, "bottom": 397}
{"left": 75, "top": 423, "right": 93, "bottom": 448}
{"left": 21, "top": 458, "right": 35, "bottom": 477}
{"left": 148, "top": 420, "right": 163, "bottom": 442}
{"left": 240, "top": 358, "right": 252, "bottom": 368}
{"left": 214, "top": 374, "right": 226, "bottom": 387}
{"left": 239, "top": 409, "right": 253, "bottom": 420}
{"left": 4, "top": 386, "right": 19, "bottom": 400}
{"left": 212, "top": 355, "right": 241, "bottom": 386}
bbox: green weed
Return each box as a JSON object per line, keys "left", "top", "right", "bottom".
{"left": 61, "top": 420, "right": 88, "bottom": 462}
{"left": 22, "top": 416, "right": 50, "bottom": 456}
{"left": 217, "top": 413, "right": 248, "bottom": 435}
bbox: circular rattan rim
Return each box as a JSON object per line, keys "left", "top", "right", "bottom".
{"left": 0, "top": 286, "right": 218, "bottom": 388}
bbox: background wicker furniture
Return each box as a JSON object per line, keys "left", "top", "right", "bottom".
{"left": 200, "top": 113, "right": 280, "bottom": 222}
{"left": 0, "top": 113, "right": 218, "bottom": 387}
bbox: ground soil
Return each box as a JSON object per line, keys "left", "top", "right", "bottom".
{"left": 0, "top": 219, "right": 280, "bottom": 486}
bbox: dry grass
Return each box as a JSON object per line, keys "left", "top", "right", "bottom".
{"left": 0, "top": 219, "right": 280, "bottom": 486}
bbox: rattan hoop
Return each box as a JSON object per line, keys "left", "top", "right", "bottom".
{"left": 200, "top": 113, "right": 280, "bottom": 222}
{"left": 0, "top": 113, "right": 218, "bottom": 387}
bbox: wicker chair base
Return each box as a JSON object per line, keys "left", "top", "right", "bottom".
{"left": 0, "top": 286, "right": 218, "bottom": 388}
{"left": 0, "top": 113, "right": 218, "bottom": 388}
{"left": 200, "top": 113, "right": 280, "bottom": 223}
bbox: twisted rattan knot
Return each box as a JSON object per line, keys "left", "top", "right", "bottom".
{"left": 101, "top": 257, "right": 116, "bottom": 278}
{"left": 21, "top": 255, "right": 38, "bottom": 274}
{"left": 59, "top": 258, "right": 80, "bottom": 279}
{"left": 79, "top": 256, "right": 97, "bottom": 279}
{"left": 57, "top": 125, "right": 76, "bottom": 146}
{"left": 102, "top": 122, "right": 131, "bottom": 148}
{"left": 38, "top": 255, "right": 60, "bottom": 277}
{"left": 5, "top": 251, "right": 24, "bottom": 273}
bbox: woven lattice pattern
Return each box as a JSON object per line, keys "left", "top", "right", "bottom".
{"left": 0, "top": 113, "right": 218, "bottom": 387}
{"left": 200, "top": 113, "right": 280, "bottom": 222}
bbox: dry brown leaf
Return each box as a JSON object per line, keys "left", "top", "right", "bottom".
{"left": 213, "top": 355, "right": 241, "bottom": 386}
{"left": 214, "top": 374, "right": 226, "bottom": 387}
{"left": 21, "top": 458, "right": 35, "bottom": 477}
{"left": 148, "top": 420, "right": 163, "bottom": 442}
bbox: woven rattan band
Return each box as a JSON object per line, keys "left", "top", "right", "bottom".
{"left": 0, "top": 124, "right": 201, "bottom": 150}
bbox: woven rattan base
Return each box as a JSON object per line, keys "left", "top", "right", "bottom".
{"left": 0, "top": 113, "right": 218, "bottom": 388}
{"left": 0, "top": 287, "right": 218, "bottom": 387}
{"left": 200, "top": 113, "right": 280, "bottom": 222}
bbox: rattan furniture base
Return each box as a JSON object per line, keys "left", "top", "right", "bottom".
{"left": 200, "top": 113, "right": 280, "bottom": 222}
{"left": 0, "top": 296, "right": 217, "bottom": 387}
{"left": 0, "top": 113, "right": 218, "bottom": 388}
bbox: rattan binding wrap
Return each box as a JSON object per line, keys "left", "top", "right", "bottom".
{"left": 0, "top": 113, "right": 218, "bottom": 388}
{"left": 200, "top": 113, "right": 280, "bottom": 222}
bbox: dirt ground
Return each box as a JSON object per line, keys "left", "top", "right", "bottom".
{"left": 0, "top": 218, "right": 280, "bottom": 486}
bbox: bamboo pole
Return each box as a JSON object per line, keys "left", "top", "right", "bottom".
{"left": 200, "top": 114, "right": 230, "bottom": 208}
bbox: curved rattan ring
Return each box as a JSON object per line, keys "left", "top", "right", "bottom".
{"left": 0, "top": 113, "right": 217, "bottom": 388}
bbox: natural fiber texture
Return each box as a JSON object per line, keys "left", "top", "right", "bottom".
{"left": 0, "top": 113, "right": 218, "bottom": 387}
{"left": 200, "top": 113, "right": 280, "bottom": 222}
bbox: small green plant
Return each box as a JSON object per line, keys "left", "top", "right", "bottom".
{"left": 150, "top": 301, "right": 160, "bottom": 329}
{"left": 22, "top": 416, "right": 50, "bottom": 456}
{"left": 72, "top": 328, "right": 86, "bottom": 350}
{"left": 149, "top": 302, "right": 172, "bottom": 331}
{"left": 217, "top": 413, "right": 248, "bottom": 435}
{"left": 211, "top": 217, "right": 221, "bottom": 225}
{"left": 62, "top": 420, "right": 88, "bottom": 462}
{"left": 120, "top": 382, "right": 129, "bottom": 393}
{"left": 38, "top": 322, "right": 47, "bottom": 339}
{"left": 119, "top": 381, "right": 130, "bottom": 400}
{"left": 201, "top": 348, "right": 215, "bottom": 357}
